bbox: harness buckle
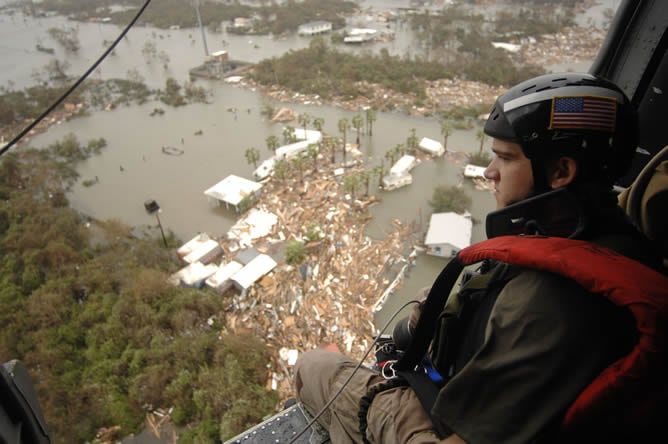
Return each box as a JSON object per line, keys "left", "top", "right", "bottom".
{"left": 381, "top": 360, "right": 398, "bottom": 380}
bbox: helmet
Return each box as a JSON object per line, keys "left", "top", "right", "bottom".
{"left": 484, "top": 73, "right": 638, "bottom": 188}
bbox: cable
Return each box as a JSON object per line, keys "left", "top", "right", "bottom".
{"left": 288, "top": 299, "right": 419, "bottom": 444}
{"left": 0, "top": 0, "right": 153, "bottom": 157}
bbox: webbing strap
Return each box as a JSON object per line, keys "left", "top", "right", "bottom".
{"left": 394, "top": 257, "right": 465, "bottom": 371}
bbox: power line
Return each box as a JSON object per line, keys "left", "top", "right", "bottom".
{"left": 0, "top": 0, "right": 153, "bottom": 157}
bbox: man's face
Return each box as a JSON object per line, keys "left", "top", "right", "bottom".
{"left": 484, "top": 138, "right": 534, "bottom": 209}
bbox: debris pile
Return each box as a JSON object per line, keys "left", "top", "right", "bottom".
{"left": 219, "top": 160, "right": 421, "bottom": 404}
{"left": 233, "top": 24, "right": 605, "bottom": 117}
{"left": 515, "top": 26, "right": 606, "bottom": 68}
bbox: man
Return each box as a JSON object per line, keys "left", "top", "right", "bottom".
{"left": 294, "top": 73, "right": 662, "bottom": 443}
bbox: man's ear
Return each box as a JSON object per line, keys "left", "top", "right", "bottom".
{"left": 549, "top": 157, "right": 578, "bottom": 189}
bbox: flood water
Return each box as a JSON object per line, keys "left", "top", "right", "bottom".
{"left": 1, "top": 0, "right": 618, "bottom": 334}
{"left": 0, "top": 0, "right": 617, "bottom": 441}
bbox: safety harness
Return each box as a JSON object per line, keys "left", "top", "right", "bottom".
{"left": 383, "top": 235, "right": 668, "bottom": 438}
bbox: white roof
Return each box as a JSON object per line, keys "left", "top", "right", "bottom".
{"left": 174, "top": 261, "right": 219, "bottom": 286}
{"left": 231, "top": 254, "right": 277, "bottom": 290}
{"left": 390, "top": 155, "right": 417, "bottom": 175}
{"left": 227, "top": 208, "right": 278, "bottom": 245}
{"left": 211, "top": 50, "right": 228, "bottom": 57}
{"left": 204, "top": 174, "right": 262, "bottom": 206}
{"left": 418, "top": 137, "right": 444, "bottom": 156}
{"left": 205, "top": 260, "right": 243, "bottom": 289}
{"left": 348, "top": 28, "right": 377, "bottom": 36}
{"left": 177, "top": 232, "right": 212, "bottom": 257}
{"left": 424, "top": 212, "right": 472, "bottom": 250}
{"left": 276, "top": 140, "right": 310, "bottom": 159}
{"left": 464, "top": 164, "right": 487, "bottom": 178}
{"left": 492, "top": 42, "right": 521, "bottom": 53}
{"left": 183, "top": 239, "right": 221, "bottom": 264}
{"left": 293, "top": 128, "right": 322, "bottom": 143}
{"left": 253, "top": 157, "right": 276, "bottom": 180}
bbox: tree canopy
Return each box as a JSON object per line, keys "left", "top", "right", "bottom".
{"left": 428, "top": 185, "right": 472, "bottom": 214}
{"left": 0, "top": 139, "right": 277, "bottom": 443}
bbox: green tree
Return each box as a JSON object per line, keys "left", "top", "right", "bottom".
{"left": 365, "top": 107, "right": 377, "bottom": 136}
{"left": 306, "top": 143, "right": 319, "bottom": 172}
{"left": 351, "top": 113, "right": 363, "bottom": 148}
{"left": 343, "top": 173, "right": 361, "bottom": 199}
{"left": 428, "top": 184, "right": 472, "bottom": 214}
{"left": 468, "top": 151, "right": 492, "bottom": 167}
{"left": 282, "top": 125, "right": 296, "bottom": 144}
{"left": 291, "top": 154, "right": 306, "bottom": 183}
{"left": 273, "top": 158, "right": 290, "bottom": 181}
{"left": 244, "top": 147, "right": 260, "bottom": 168}
{"left": 298, "top": 112, "right": 311, "bottom": 136}
{"left": 440, "top": 118, "right": 452, "bottom": 151}
{"left": 406, "top": 128, "right": 418, "bottom": 154}
{"left": 266, "top": 135, "right": 279, "bottom": 155}
{"left": 312, "top": 116, "right": 325, "bottom": 133}
{"left": 285, "top": 240, "right": 306, "bottom": 265}
{"left": 338, "top": 118, "right": 349, "bottom": 165}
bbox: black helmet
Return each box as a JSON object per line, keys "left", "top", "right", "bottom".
{"left": 484, "top": 73, "right": 637, "bottom": 188}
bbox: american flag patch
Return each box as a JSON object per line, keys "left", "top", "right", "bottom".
{"left": 549, "top": 96, "right": 617, "bottom": 132}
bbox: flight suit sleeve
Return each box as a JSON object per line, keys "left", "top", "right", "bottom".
{"left": 430, "top": 270, "right": 622, "bottom": 444}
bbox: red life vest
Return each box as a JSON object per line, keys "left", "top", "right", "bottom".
{"left": 457, "top": 235, "right": 668, "bottom": 433}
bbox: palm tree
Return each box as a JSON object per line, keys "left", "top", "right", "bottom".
{"left": 273, "top": 158, "right": 290, "bottom": 181}
{"left": 266, "top": 135, "right": 279, "bottom": 155}
{"left": 359, "top": 169, "right": 372, "bottom": 196}
{"left": 312, "top": 116, "right": 325, "bottom": 134}
{"left": 440, "top": 118, "right": 452, "bottom": 151}
{"left": 325, "top": 136, "right": 336, "bottom": 164}
{"left": 244, "top": 147, "right": 260, "bottom": 168}
{"left": 406, "top": 128, "right": 418, "bottom": 154}
{"left": 338, "top": 117, "right": 349, "bottom": 165}
{"left": 476, "top": 129, "right": 488, "bottom": 153}
{"left": 306, "top": 143, "right": 319, "bottom": 172}
{"left": 375, "top": 162, "right": 385, "bottom": 189}
{"left": 298, "top": 112, "right": 311, "bottom": 138}
{"left": 352, "top": 114, "right": 363, "bottom": 148}
{"left": 343, "top": 173, "right": 360, "bottom": 199}
{"left": 365, "top": 107, "right": 377, "bottom": 136}
{"left": 385, "top": 149, "right": 396, "bottom": 166}
{"left": 292, "top": 154, "right": 306, "bottom": 184}
{"left": 283, "top": 125, "right": 296, "bottom": 144}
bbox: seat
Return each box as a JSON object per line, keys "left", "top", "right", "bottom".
{"left": 618, "top": 144, "right": 668, "bottom": 272}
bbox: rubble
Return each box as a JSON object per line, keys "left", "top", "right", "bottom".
{"left": 216, "top": 157, "right": 421, "bottom": 407}
{"left": 232, "top": 24, "right": 605, "bottom": 117}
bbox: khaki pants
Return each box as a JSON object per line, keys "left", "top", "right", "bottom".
{"left": 294, "top": 349, "right": 440, "bottom": 444}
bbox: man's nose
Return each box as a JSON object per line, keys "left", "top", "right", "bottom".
{"left": 484, "top": 160, "right": 497, "bottom": 180}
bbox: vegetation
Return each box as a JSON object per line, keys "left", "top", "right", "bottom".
{"left": 251, "top": 38, "right": 450, "bottom": 101}
{"left": 428, "top": 185, "right": 472, "bottom": 214}
{"left": 285, "top": 240, "right": 306, "bottom": 265}
{"left": 101, "top": 0, "right": 354, "bottom": 34}
{"left": 0, "top": 138, "right": 277, "bottom": 443}
{"left": 468, "top": 151, "right": 492, "bottom": 168}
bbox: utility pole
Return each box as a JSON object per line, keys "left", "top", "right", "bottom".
{"left": 194, "top": 0, "right": 209, "bottom": 57}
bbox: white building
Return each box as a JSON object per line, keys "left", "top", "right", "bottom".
{"left": 418, "top": 137, "right": 445, "bottom": 157}
{"left": 424, "top": 212, "right": 473, "bottom": 258}
{"left": 253, "top": 128, "right": 322, "bottom": 180}
{"left": 230, "top": 253, "right": 278, "bottom": 293}
{"left": 204, "top": 174, "right": 262, "bottom": 212}
{"left": 464, "top": 164, "right": 487, "bottom": 179}
{"left": 205, "top": 260, "right": 244, "bottom": 293}
{"left": 168, "top": 261, "right": 219, "bottom": 288}
{"left": 383, "top": 155, "right": 417, "bottom": 190}
{"left": 298, "top": 21, "right": 332, "bottom": 36}
{"left": 344, "top": 28, "right": 377, "bottom": 43}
